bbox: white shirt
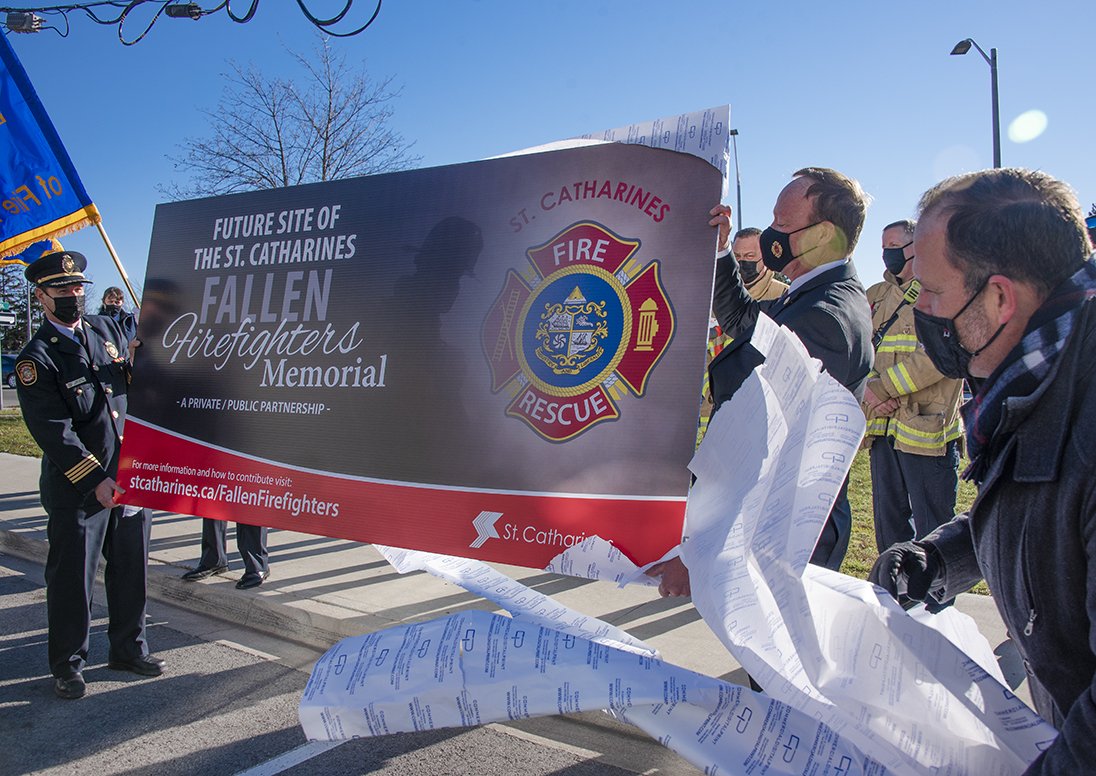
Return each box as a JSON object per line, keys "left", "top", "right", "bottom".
{"left": 786, "top": 258, "right": 850, "bottom": 296}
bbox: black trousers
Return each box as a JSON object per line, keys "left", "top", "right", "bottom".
{"left": 43, "top": 500, "right": 150, "bottom": 679}
{"left": 197, "top": 519, "right": 269, "bottom": 576}
{"left": 870, "top": 437, "right": 960, "bottom": 553}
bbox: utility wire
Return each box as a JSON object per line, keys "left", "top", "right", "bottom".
{"left": 0, "top": 0, "right": 381, "bottom": 44}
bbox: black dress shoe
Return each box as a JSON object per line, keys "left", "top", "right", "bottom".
{"left": 235, "top": 570, "right": 270, "bottom": 590}
{"left": 181, "top": 564, "right": 229, "bottom": 581}
{"left": 107, "top": 654, "right": 165, "bottom": 677}
{"left": 54, "top": 673, "right": 86, "bottom": 700}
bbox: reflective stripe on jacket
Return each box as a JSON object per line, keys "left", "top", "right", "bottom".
{"left": 862, "top": 273, "right": 965, "bottom": 456}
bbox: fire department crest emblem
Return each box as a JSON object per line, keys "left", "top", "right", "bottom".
{"left": 482, "top": 221, "right": 675, "bottom": 441}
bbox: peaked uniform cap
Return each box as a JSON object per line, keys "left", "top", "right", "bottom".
{"left": 24, "top": 250, "right": 93, "bottom": 288}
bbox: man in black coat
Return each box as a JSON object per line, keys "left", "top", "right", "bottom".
{"left": 872, "top": 169, "right": 1096, "bottom": 773}
{"left": 15, "top": 250, "right": 164, "bottom": 699}
{"left": 708, "top": 168, "right": 874, "bottom": 408}
{"left": 651, "top": 167, "right": 873, "bottom": 595}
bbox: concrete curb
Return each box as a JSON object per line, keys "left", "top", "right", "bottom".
{"left": 0, "top": 527, "right": 44, "bottom": 567}
{"left": 0, "top": 528, "right": 397, "bottom": 652}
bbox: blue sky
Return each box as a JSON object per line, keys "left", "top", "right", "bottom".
{"left": 6, "top": 0, "right": 1095, "bottom": 295}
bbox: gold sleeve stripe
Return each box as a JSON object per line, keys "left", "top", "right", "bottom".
{"left": 65, "top": 454, "right": 101, "bottom": 479}
{"left": 65, "top": 460, "right": 99, "bottom": 483}
{"left": 65, "top": 459, "right": 98, "bottom": 483}
{"left": 65, "top": 455, "right": 101, "bottom": 483}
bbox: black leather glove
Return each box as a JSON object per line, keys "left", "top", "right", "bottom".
{"left": 869, "top": 541, "right": 941, "bottom": 606}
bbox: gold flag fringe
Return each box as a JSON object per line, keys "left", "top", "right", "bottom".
{"left": 0, "top": 205, "right": 101, "bottom": 259}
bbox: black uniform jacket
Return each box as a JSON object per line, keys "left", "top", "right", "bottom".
{"left": 709, "top": 252, "right": 874, "bottom": 410}
{"left": 15, "top": 315, "right": 133, "bottom": 509}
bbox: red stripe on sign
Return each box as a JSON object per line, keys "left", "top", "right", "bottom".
{"left": 117, "top": 419, "right": 685, "bottom": 570}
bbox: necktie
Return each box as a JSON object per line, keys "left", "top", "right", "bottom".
{"left": 74, "top": 326, "right": 92, "bottom": 362}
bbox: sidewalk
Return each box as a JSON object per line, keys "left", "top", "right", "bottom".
{"left": 0, "top": 451, "right": 1031, "bottom": 705}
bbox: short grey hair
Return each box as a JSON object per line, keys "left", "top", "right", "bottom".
{"left": 918, "top": 168, "right": 1091, "bottom": 296}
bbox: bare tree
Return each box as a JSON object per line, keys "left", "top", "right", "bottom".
{"left": 0, "top": 264, "right": 37, "bottom": 354}
{"left": 162, "top": 37, "right": 419, "bottom": 198}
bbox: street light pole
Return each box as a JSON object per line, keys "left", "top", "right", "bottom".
{"left": 729, "top": 129, "right": 742, "bottom": 225}
{"left": 989, "top": 46, "right": 1000, "bottom": 168}
{"left": 951, "top": 38, "right": 1001, "bottom": 168}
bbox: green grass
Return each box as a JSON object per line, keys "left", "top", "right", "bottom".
{"left": 842, "top": 447, "right": 988, "bottom": 594}
{"left": 0, "top": 408, "right": 39, "bottom": 457}
{"left": 0, "top": 405, "right": 988, "bottom": 593}
{"left": 840, "top": 448, "right": 880, "bottom": 580}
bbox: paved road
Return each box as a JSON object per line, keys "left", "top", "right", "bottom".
{"left": 0, "top": 552, "right": 700, "bottom": 776}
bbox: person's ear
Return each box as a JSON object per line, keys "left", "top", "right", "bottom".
{"left": 984, "top": 275, "right": 1019, "bottom": 326}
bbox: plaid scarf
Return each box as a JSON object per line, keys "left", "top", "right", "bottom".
{"left": 963, "top": 260, "right": 1096, "bottom": 483}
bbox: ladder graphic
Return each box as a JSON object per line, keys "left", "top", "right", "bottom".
{"left": 492, "top": 288, "right": 520, "bottom": 362}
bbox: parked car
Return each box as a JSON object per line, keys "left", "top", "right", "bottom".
{"left": 2, "top": 353, "right": 15, "bottom": 388}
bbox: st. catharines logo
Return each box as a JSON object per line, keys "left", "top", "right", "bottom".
{"left": 468, "top": 510, "right": 590, "bottom": 550}
{"left": 469, "top": 510, "right": 503, "bottom": 549}
{"left": 481, "top": 221, "right": 674, "bottom": 441}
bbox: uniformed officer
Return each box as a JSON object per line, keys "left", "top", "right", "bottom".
{"left": 15, "top": 250, "right": 164, "bottom": 700}
{"left": 862, "top": 220, "right": 964, "bottom": 557}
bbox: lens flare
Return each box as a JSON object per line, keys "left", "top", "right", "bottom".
{"left": 1008, "top": 110, "right": 1048, "bottom": 143}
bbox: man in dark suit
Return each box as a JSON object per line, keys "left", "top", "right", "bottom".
{"left": 651, "top": 167, "right": 873, "bottom": 595}
{"left": 16, "top": 250, "right": 165, "bottom": 699}
{"left": 709, "top": 168, "right": 874, "bottom": 408}
{"left": 181, "top": 519, "right": 269, "bottom": 590}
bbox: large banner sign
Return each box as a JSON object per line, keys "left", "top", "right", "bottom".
{"left": 119, "top": 141, "right": 723, "bottom": 570}
{"left": 0, "top": 36, "right": 100, "bottom": 257}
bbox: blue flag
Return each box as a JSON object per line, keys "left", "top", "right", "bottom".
{"left": 0, "top": 236, "right": 62, "bottom": 267}
{"left": 0, "top": 35, "right": 99, "bottom": 258}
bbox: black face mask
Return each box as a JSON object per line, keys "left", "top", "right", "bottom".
{"left": 51, "top": 293, "right": 85, "bottom": 325}
{"left": 739, "top": 260, "right": 761, "bottom": 285}
{"left": 882, "top": 242, "right": 913, "bottom": 276}
{"left": 912, "top": 278, "right": 1006, "bottom": 379}
{"left": 759, "top": 222, "right": 821, "bottom": 273}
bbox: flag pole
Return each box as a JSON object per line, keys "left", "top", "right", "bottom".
{"left": 95, "top": 221, "right": 140, "bottom": 310}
